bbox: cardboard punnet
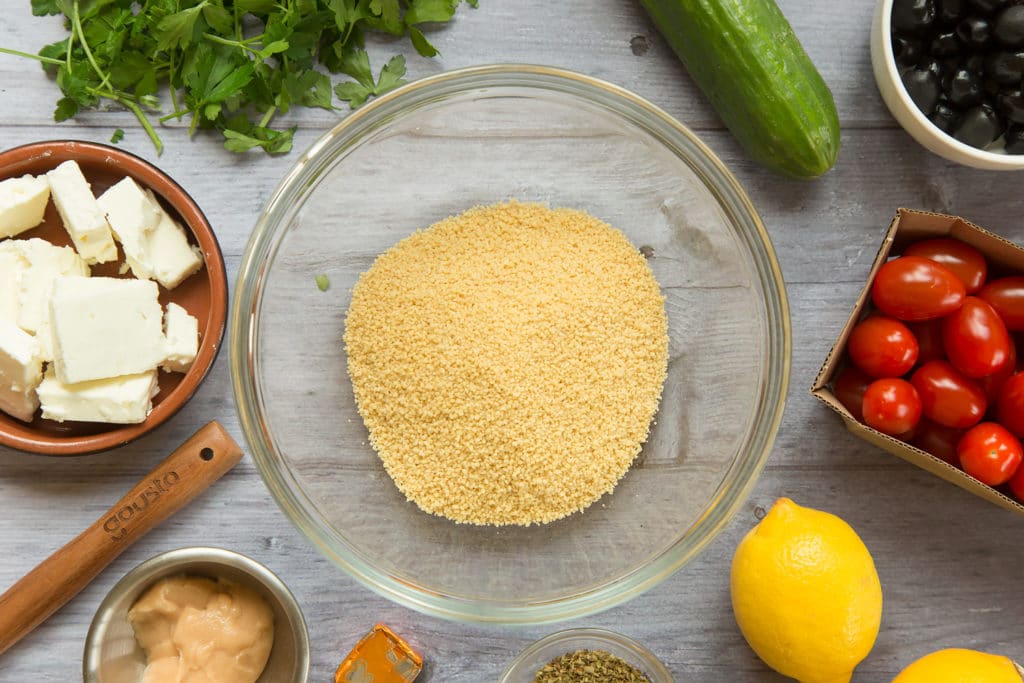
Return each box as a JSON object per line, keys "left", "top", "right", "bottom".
{"left": 811, "top": 208, "right": 1024, "bottom": 515}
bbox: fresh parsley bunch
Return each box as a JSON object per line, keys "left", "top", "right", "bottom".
{"left": 5, "top": 0, "right": 477, "bottom": 154}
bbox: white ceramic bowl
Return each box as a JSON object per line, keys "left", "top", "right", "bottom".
{"left": 870, "top": 0, "right": 1024, "bottom": 170}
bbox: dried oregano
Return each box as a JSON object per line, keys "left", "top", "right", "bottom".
{"left": 533, "top": 649, "right": 651, "bottom": 683}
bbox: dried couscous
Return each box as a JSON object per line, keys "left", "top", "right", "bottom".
{"left": 344, "top": 201, "right": 668, "bottom": 526}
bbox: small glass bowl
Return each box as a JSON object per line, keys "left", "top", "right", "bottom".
{"left": 232, "top": 64, "right": 790, "bottom": 624}
{"left": 500, "top": 628, "right": 674, "bottom": 682}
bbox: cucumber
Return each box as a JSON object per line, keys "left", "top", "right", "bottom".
{"left": 638, "top": 0, "right": 840, "bottom": 179}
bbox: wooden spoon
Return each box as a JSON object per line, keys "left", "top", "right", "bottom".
{"left": 0, "top": 421, "right": 243, "bottom": 656}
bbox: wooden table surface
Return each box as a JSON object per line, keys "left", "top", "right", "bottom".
{"left": 2, "top": 2, "right": 1024, "bottom": 681}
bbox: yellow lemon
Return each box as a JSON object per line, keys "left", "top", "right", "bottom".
{"left": 730, "top": 497, "right": 882, "bottom": 683}
{"left": 892, "top": 648, "right": 1023, "bottom": 683}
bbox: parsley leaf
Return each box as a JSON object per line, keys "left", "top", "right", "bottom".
{"left": 3, "top": 0, "right": 479, "bottom": 154}
{"left": 110, "top": 128, "right": 124, "bottom": 143}
{"left": 334, "top": 52, "right": 406, "bottom": 108}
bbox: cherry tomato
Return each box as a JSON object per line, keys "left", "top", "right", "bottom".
{"left": 942, "top": 297, "right": 1014, "bottom": 378}
{"left": 871, "top": 256, "right": 966, "bottom": 321}
{"left": 906, "top": 320, "right": 945, "bottom": 364}
{"left": 903, "top": 238, "right": 988, "bottom": 293}
{"left": 997, "top": 372, "right": 1024, "bottom": 438}
{"left": 978, "top": 276, "right": 1024, "bottom": 330}
{"left": 911, "top": 418, "right": 965, "bottom": 466}
{"left": 979, "top": 341, "right": 1018, "bottom": 405}
{"left": 847, "top": 316, "right": 919, "bottom": 378}
{"left": 862, "top": 378, "right": 922, "bottom": 436}
{"left": 833, "top": 365, "right": 872, "bottom": 422}
{"left": 1010, "top": 462, "right": 1024, "bottom": 503}
{"left": 957, "top": 422, "right": 1023, "bottom": 486}
{"left": 910, "top": 360, "right": 987, "bottom": 429}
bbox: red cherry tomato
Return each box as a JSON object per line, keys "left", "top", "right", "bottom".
{"left": 979, "top": 341, "right": 1018, "bottom": 405}
{"left": 997, "top": 372, "right": 1024, "bottom": 438}
{"left": 862, "top": 378, "right": 922, "bottom": 435}
{"left": 910, "top": 360, "right": 987, "bottom": 429}
{"left": 1010, "top": 462, "right": 1024, "bottom": 503}
{"left": 957, "top": 422, "right": 1023, "bottom": 486}
{"left": 911, "top": 418, "right": 965, "bottom": 465}
{"left": 978, "top": 276, "right": 1024, "bottom": 330}
{"left": 871, "top": 256, "right": 966, "bottom": 321}
{"left": 906, "top": 319, "right": 945, "bottom": 364}
{"left": 833, "top": 365, "right": 872, "bottom": 422}
{"left": 942, "top": 297, "right": 1013, "bottom": 378}
{"left": 903, "top": 238, "right": 988, "bottom": 293}
{"left": 847, "top": 316, "right": 919, "bottom": 378}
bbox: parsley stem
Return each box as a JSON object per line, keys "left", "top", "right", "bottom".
{"left": 259, "top": 106, "right": 276, "bottom": 128}
{"left": 70, "top": 0, "right": 112, "bottom": 91}
{"left": 123, "top": 101, "right": 165, "bottom": 155}
{"left": 158, "top": 109, "right": 191, "bottom": 123}
{"left": 202, "top": 33, "right": 263, "bottom": 55}
{"left": 84, "top": 85, "right": 164, "bottom": 155}
{"left": 0, "top": 47, "right": 63, "bottom": 66}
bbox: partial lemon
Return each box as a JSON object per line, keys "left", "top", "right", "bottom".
{"left": 892, "top": 648, "right": 1023, "bottom": 683}
{"left": 731, "top": 497, "right": 882, "bottom": 683}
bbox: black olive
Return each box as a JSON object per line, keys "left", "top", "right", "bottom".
{"left": 947, "top": 67, "right": 986, "bottom": 106}
{"left": 984, "top": 76, "right": 1004, "bottom": 96}
{"left": 984, "top": 50, "right": 1024, "bottom": 83}
{"left": 954, "top": 104, "right": 1004, "bottom": 147}
{"left": 930, "top": 99, "right": 963, "bottom": 133}
{"left": 893, "top": 34, "right": 926, "bottom": 66}
{"left": 921, "top": 58, "right": 946, "bottom": 79}
{"left": 894, "top": 0, "right": 937, "bottom": 35}
{"left": 931, "top": 29, "right": 963, "bottom": 55}
{"left": 994, "top": 5, "right": 1024, "bottom": 46}
{"left": 940, "top": 0, "right": 966, "bottom": 24}
{"left": 967, "top": 0, "right": 1008, "bottom": 14}
{"left": 1005, "top": 123, "right": 1024, "bottom": 152}
{"left": 957, "top": 16, "right": 993, "bottom": 47}
{"left": 965, "top": 53, "right": 987, "bottom": 75}
{"left": 902, "top": 66, "right": 943, "bottom": 114}
{"left": 998, "top": 88, "right": 1024, "bottom": 121}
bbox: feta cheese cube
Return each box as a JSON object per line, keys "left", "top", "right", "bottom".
{"left": 37, "top": 367, "right": 159, "bottom": 424}
{"left": 0, "top": 250, "right": 26, "bottom": 324}
{"left": 8, "top": 238, "right": 89, "bottom": 334}
{"left": 162, "top": 302, "right": 198, "bottom": 373}
{"left": 0, "top": 175, "right": 50, "bottom": 238}
{"left": 143, "top": 190, "right": 203, "bottom": 289}
{"left": 3, "top": 238, "right": 89, "bottom": 335}
{"left": 97, "top": 177, "right": 161, "bottom": 280}
{"left": 46, "top": 160, "right": 117, "bottom": 264}
{"left": 0, "top": 318, "right": 43, "bottom": 422}
{"left": 50, "top": 276, "right": 166, "bottom": 384}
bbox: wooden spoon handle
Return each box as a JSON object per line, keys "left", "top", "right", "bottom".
{"left": 0, "top": 421, "right": 244, "bottom": 656}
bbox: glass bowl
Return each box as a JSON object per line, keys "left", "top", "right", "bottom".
{"left": 232, "top": 64, "right": 790, "bottom": 624}
{"left": 499, "top": 628, "right": 673, "bottom": 683}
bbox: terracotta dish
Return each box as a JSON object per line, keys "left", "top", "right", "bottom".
{"left": 0, "top": 140, "right": 226, "bottom": 455}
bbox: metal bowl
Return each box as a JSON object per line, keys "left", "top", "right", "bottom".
{"left": 82, "top": 547, "right": 309, "bottom": 683}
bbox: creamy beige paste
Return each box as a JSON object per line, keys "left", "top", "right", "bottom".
{"left": 127, "top": 575, "right": 274, "bottom": 683}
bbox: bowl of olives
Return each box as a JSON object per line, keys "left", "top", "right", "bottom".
{"left": 872, "top": 0, "right": 1024, "bottom": 169}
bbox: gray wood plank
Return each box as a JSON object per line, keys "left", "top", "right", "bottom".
{"left": 2, "top": 1, "right": 1024, "bottom": 681}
